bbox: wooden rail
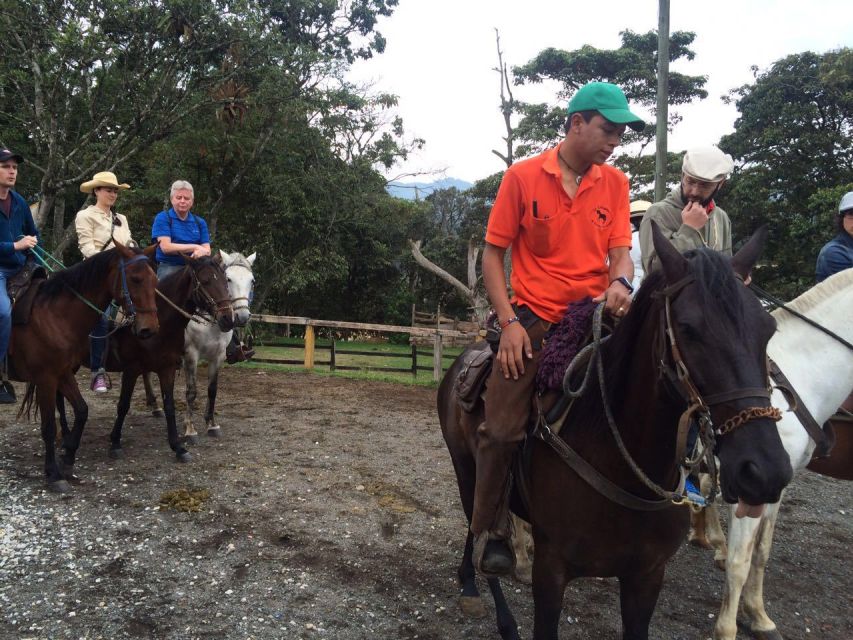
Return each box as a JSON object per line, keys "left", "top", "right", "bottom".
{"left": 250, "top": 314, "right": 479, "bottom": 381}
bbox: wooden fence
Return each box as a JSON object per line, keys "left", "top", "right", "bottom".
{"left": 250, "top": 314, "right": 480, "bottom": 381}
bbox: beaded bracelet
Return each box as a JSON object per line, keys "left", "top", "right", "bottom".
{"left": 500, "top": 315, "right": 520, "bottom": 329}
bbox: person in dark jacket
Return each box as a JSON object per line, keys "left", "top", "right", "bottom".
{"left": 815, "top": 191, "right": 853, "bottom": 282}
{"left": 0, "top": 148, "right": 41, "bottom": 403}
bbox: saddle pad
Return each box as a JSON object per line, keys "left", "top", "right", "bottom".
{"left": 536, "top": 297, "right": 597, "bottom": 392}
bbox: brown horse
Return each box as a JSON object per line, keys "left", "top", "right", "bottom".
{"left": 13, "top": 243, "right": 159, "bottom": 492}
{"left": 102, "top": 256, "right": 233, "bottom": 462}
{"left": 438, "top": 225, "right": 793, "bottom": 640}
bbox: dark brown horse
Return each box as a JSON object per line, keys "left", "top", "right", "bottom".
{"left": 102, "top": 256, "right": 234, "bottom": 462}
{"left": 438, "top": 225, "right": 793, "bottom": 640}
{"left": 56, "top": 256, "right": 233, "bottom": 462}
{"left": 13, "top": 243, "right": 159, "bottom": 492}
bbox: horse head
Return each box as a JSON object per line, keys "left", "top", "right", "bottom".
{"left": 112, "top": 241, "right": 159, "bottom": 339}
{"left": 651, "top": 222, "right": 792, "bottom": 515}
{"left": 186, "top": 255, "right": 235, "bottom": 332}
{"left": 219, "top": 250, "right": 256, "bottom": 328}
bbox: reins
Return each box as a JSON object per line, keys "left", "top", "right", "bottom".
{"left": 535, "top": 272, "right": 783, "bottom": 511}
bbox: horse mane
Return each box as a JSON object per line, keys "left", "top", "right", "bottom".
{"left": 39, "top": 246, "right": 147, "bottom": 298}
{"left": 772, "top": 268, "right": 853, "bottom": 328}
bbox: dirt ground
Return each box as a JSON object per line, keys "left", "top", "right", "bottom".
{"left": 0, "top": 368, "right": 850, "bottom": 640}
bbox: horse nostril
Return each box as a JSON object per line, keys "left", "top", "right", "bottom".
{"left": 736, "top": 460, "right": 765, "bottom": 495}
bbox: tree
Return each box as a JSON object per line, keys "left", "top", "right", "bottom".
{"left": 720, "top": 48, "right": 853, "bottom": 296}
{"left": 510, "top": 29, "right": 708, "bottom": 192}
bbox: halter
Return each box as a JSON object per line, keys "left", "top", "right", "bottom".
{"left": 190, "top": 262, "right": 233, "bottom": 321}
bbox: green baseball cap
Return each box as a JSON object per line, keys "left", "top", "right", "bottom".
{"left": 567, "top": 82, "right": 645, "bottom": 132}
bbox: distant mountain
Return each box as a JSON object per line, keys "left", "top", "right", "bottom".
{"left": 386, "top": 177, "right": 472, "bottom": 200}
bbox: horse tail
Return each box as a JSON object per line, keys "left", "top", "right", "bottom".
{"left": 16, "top": 382, "right": 39, "bottom": 422}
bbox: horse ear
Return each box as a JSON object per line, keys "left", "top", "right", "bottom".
{"left": 731, "top": 226, "right": 767, "bottom": 280}
{"left": 219, "top": 250, "right": 231, "bottom": 264}
{"left": 212, "top": 251, "right": 223, "bottom": 265}
{"left": 143, "top": 242, "right": 158, "bottom": 259}
{"left": 246, "top": 252, "right": 257, "bottom": 266}
{"left": 650, "top": 220, "right": 688, "bottom": 282}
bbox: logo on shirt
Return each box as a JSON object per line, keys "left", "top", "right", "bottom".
{"left": 590, "top": 206, "right": 613, "bottom": 229}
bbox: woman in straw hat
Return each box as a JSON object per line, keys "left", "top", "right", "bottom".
{"left": 75, "top": 171, "right": 135, "bottom": 393}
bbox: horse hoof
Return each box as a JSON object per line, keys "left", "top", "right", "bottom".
{"left": 207, "top": 427, "right": 221, "bottom": 438}
{"left": 512, "top": 567, "right": 533, "bottom": 585}
{"left": 688, "top": 535, "right": 714, "bottom": 550}
{"left": 152, "top": 409, "right": 164, "bottom": 418}
{"left": 459, "top": 596, "right": 487, "bottom": 618}
{"left": 715, "top": 558, "right": 727, "bottom": 572}
{"left": 49, "top": 479, "right": 72, "bottom": 494}
{"left": 177, "top": 451, "right": 192, "bottom": 463}
{"left": 108, "top": 448, "right": 124, "bottom": 460}
{"left": 750, "top": 628, "right": 783, "bottom": 640}
{"left": 185, "top": 435, "right": 199, "bottom": 446}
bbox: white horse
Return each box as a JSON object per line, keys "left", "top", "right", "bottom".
{"left": 691, "top": 268, "right": 853, "bottom": 640}
{"left": 182, "top": 250, "right": 256, "bottom": 442}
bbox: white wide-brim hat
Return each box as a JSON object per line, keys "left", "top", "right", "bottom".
{"left": 80, "top": 171, "right": 130, "bottom": 193}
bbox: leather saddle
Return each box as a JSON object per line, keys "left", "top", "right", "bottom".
{"left": 8, "top": 256, "right": 48, "bottom": 326}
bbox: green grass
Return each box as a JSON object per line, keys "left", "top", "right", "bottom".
{"left": 241, "top": 337, "right": 469, "bottom": 386}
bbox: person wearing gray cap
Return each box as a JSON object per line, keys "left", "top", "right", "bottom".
{"left": 639, "top": 145, "right": 734, "bottom": 274}
{"left": 0, "top": 148, "right": 41, "bottom": 404}
{"left": 815, "top": 191, "right": 853, "bottom": 282}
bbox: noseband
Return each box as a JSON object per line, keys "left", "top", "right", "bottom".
{"left": 116, "top": 254, "right": 157, "bottom": 319}
{"left": 224, "top": 261, "right": 253, "bottom": 314}
{"left": 191, "top": 263, "right": 233, "bottom": 320}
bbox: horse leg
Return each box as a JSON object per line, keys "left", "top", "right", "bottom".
{"left": 159, "top": 368, "right": 191, "bottom": 462}
{"left": 510, "top": 513, "right": 533, "bottom": 585}
{"left": 532, "top": 541, "right": 569, "bottom": 640}
{"left": 704, "top": 499, "right": 729, "bottom": 572}
{"left": 182, "top": 352, "right": 199, "bottom": 444}
{"left": 55, "top": 390, "right": 70, "bottom": 445}
{"left": 36, "top": 383, "right": 69, "bottom": 493}
{"left": 740, "top": 501, "right": 784, "bottom": 640}
{"left": 109, "top": 370, "right": 138, "bottom": 459}
{"left": 204, "top": 357, "right": 222, "bottom": 437}
{"left": 449, "top": 453, "right": 486, "bottom": 617}
{"left": 485, "top": 576, "right": 520, "bottom": 640}
{"left": 56, "top": 375, "right": 88, "bottom": 483}
{"left": 618, "top": 564, "right": 666, "bottom": 640}
{"left": 714, "top": 506, "right": 763, "bottom": 640}
{"left": 142, "top": 371, "right": 163, "bottom": 417}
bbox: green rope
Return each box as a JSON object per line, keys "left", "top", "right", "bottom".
{"left": 24, "top": 241, "right": 108, "bottom": 316}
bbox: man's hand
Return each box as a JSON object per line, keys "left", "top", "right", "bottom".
{"left": 593, "top": 281, "right": 632, "bottom": 318}
{"left": 681, "top": 201, "right": 709, "bottom": 230}
{"left": 497, "top": 322, "right": 532, "bottom": 380}
{"left": 13, "top": 235, "right": 38, "bottom": 251}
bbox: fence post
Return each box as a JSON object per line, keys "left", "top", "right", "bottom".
{"left": 330, "top": 339, "right": 336, "bottom": 371}
{"left": 304, "top": 324, "right": 315, "bottom": 369}
{"left": 411, "top": 343, "right": 417, "bottom": 377}
{"left": 432, "top": 333, "right": 443, "bottom": 382}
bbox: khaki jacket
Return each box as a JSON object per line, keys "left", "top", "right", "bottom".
{"left": 75, "top": 204, "right": 133, "bottom": 258}
{"left": 639, "top": 188, "right": 731, "bottom": 274}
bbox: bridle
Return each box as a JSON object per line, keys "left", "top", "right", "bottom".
{"left": 189, "top": 261, "right": 234, "bottom": 321}
{"left": 223, "top": 260, "right": 254, "bottom": 315}
{"left": 114, "top": 253, "right": 157, "bottom": 319}
{"left": 534, "top": 272, "right": 781, "bottom": 511}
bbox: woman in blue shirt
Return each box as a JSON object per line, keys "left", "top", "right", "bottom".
{"left": 151, "top": 180, "right": 211, "bottom": 280}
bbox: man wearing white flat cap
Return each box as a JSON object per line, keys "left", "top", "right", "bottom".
{"left": 639, "top": 145, "right": 734, "bottom": 273}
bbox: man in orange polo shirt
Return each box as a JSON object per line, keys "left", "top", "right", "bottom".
{"left": 472, "top": 82, "right": 644, "bottom": 576}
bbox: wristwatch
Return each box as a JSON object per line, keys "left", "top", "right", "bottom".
{"left": 611, "top": 276, "right": 634, "bottom": 294}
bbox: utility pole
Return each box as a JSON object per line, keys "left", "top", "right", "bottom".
{"left": 655, "top": 0, "right": 670, "bottom": 201}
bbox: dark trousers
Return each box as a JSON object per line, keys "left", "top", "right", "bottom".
{"left": 90, "top": 314, "right": 109, "bottom": 371}
{"left": 471, "top": 312, "right": 551, "bottom": 536}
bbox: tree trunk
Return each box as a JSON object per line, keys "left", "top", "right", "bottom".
{"left": 409, "top": 239, "right": 488, "bottom": 323}
{"left": 51, "top": 190, "right": 66, "bottom": 247}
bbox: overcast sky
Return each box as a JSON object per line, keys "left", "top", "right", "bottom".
{"left": 348, "top": 0, "right": 853, "bottom": 184}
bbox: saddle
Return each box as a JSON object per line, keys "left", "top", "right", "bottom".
{"left": 8, "top": 256, "right": 48, "bottom": 326}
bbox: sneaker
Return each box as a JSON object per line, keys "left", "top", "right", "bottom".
{"left": 91, "top": 371, "right": 109, "bottom": 393}
{"left": 0, "top": 382, "right": 15, "bottom": 404}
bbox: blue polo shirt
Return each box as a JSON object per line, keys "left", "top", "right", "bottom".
{"left": 151, "top": 208, "right": 211, "bottom": 265}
